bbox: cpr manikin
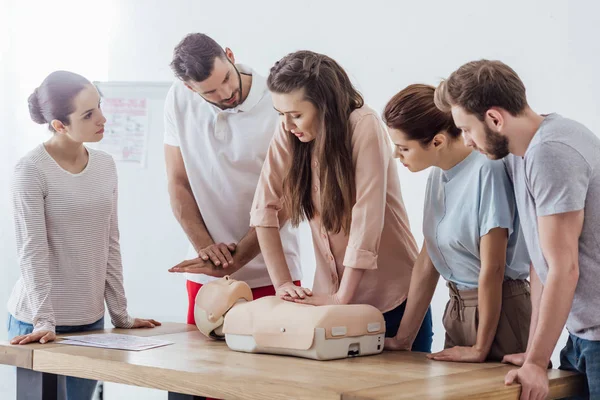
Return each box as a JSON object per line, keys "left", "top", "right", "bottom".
{"left": 194, "top": 276, "right": 385, "bottom": 360}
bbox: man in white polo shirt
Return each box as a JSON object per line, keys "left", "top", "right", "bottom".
{"left": 164, "top": 33, "right": 302, "bottom": 325}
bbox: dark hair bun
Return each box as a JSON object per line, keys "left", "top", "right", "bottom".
{"left": 28, "top": 89, "right": 46, "bottom": 124}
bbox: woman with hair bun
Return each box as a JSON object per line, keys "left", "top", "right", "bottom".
{"left": 7, "top": 71, "right": 159, "bottom": 400}
{"left": 382, "top": 84, "right": 531, "bottom": 363}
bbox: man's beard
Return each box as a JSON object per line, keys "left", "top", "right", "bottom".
{"left": 203, "top": 61, "right": 243, "bottom": 110}
{"left": 483, "top": 123, "right": 510, "bottom": 160}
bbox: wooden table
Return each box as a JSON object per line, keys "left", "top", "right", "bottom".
{"left": 0, "top": 322, "right": 584, "bottom": 400}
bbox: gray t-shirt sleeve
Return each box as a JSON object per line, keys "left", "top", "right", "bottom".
{"left": 526, "top": 141, "right": 591, "bottom": 217}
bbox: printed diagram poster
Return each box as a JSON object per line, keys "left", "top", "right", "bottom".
{"left": 96, "top": 98, "right": 149, "bottom": 165}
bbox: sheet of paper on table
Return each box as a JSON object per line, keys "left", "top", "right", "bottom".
{"left": 59, "top": 333, "right": 173, "bottom": 351}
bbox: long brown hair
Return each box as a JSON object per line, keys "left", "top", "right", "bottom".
{"left": 267, "top": 51, "right": 363, "bottom": 234}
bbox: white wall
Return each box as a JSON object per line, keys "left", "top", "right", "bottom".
{"left": 1, "top": 1, "right": 114, "bottom": 397}
{"left": 1, "top": 0, "right": 599, "bottom": 398}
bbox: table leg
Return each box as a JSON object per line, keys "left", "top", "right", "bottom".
{"left": 17, "top": 367, "right": 58, "bottom": 400}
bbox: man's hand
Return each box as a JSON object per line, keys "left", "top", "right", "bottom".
{"left": 169, "top": 257, "right": 234, "bottom": 277}
{"left": 505, "top": 363, "right": 549, "bottom": 400}
{"left": 427, "top": 345, "right": 487, "bottom": 363}
{"left": 198, "top": 243, "right": 237, "bottom": 268}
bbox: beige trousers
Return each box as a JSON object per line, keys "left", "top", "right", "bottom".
{"left": 442, "top": 279, "right": 532, "bottom": 361}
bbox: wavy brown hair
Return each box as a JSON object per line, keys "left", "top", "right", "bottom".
{"left": 267, "top": 51, "right": 363, "bottom": 234}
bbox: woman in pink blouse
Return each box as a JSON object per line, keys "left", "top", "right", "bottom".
{"left": 250, "top": 51, "right": 433, "bottom": 351}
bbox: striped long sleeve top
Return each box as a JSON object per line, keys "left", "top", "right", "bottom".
{"left": 7, "top": 144, "right": 134, "bottom": 333}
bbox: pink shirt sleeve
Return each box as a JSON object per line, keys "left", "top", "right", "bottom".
{"left": 343, "top": 114, "right": 391, "bottom": 270}
{"left": 250, "top": 124, "right": 292, "bottom": 228}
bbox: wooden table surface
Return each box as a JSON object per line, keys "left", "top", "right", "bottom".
{"left": 0, "top": 322, "right": 196, "bottom": 369}
{"left": 0, "top": 323, "right": 584, "bottom": 399}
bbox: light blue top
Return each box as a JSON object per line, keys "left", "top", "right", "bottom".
{"left": 423, "top": 151, "right": 529, "bottom": 289}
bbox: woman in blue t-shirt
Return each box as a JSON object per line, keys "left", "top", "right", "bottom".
{"left": 381, "top": 84, "right": 532, "bottom": 362}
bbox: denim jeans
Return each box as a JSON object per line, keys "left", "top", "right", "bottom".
{"left": 7, "top": 313, "right": 105, "bottom": 400}
{"left": 383, "top": 300, "right": 434, "bottom": 353}
{"left": 559, "top": 333, "right": 600, "bottom": 399}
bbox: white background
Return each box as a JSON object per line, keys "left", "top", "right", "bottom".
{"left": 1, "top": 0, "right": 598, "bottom": 398}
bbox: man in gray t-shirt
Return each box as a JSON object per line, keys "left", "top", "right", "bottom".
{"left": 435, "top": 59, "right": 600, "bottom": 399}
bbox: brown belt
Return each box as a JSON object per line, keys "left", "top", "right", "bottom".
{"left": 447, "top": 279, "right": 530, "bottom": 322}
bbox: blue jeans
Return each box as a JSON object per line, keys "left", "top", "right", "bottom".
{"left": 7, "top": 313, "right": 105, "bottom": 400}
{"left": 383, "top": 301, "right": 434, "bottom": 353}
{"left": 559, "top": 333, "right": 600, "bottom": 399}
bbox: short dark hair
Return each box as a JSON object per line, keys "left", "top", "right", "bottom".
{"left": 384, "top": 84, "right": 461, "bottom": 145}
{"left": 434, "top": 59, "right": 528, "bottom": 120}
{"left": 28, "top": 71, "right": 91, "bottom": 132}
{"left": 170, "top": 33, "right": 226, "bottom": 82}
